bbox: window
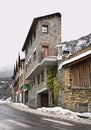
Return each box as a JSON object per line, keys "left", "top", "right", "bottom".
{"left": 42, "top": 25, "right": 48, "bottom": 33}
{"left": 28, "top": 61, "right": 29, "bottom": 68}
{"left": 33, "top": 78, "right": 36, "bottom": 86}
{"left": 79, "top": 103, "right": 88, "bottom": 112}
{"left": 37, "top": 75, "right": 40, "bottom": 84}
{"left": 33, "top": 51, "right": 36, "bottom": 61}
{"left": 25, "top": 48, "right": 28, "bottom": 55}
{"left": 90, "top": 74, "right": 91, "bottom": 85}
{"left": 26, "top": 64, "right": 27, "bottom": 72}
{"left": 31, "top": 38, "right": 32, "bottom": 46}
{"left": 41, "top": 70, "right": 44, "bottom": 82}
{"left": 29, "top": 58, "right": 31, "bottom": 64}
{"left": 31, "top": 81, "right": 33, "bottom": 88}
{"left": 71, "top": 60, "right": 91, "bottom": 88}
{"left": 34, "top": 32, "right": 36, "bottom": 39}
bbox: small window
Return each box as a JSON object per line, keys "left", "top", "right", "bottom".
{"left": 29, "top": 58, "right": 31, "bottom": 64}
{"left": 33, "top": 78, "right": 36, "bottom": 86}
{"left": 25, "top": 48, "right": 28, "bottom": 55}
{"left": 28, "top": 61, "right": 29, "bottom": 68}
{"left": 31, "top": 38, "right": 32, "bottom": 46}
{"left": 37, "top": 75, "right": 40, "bottom": 84}
{"left": 41, "top": 70, "right": 44, "bottom": 82}
{"left": 90, "top": 74, "right": 91, "bottom": 85}
{"left": 42, "top": 25, "right": 48, "bottom": 33}
{"left": 79, "top": 103, "right": 88, "bottom": 112}
{"left": 34, "top": 32, "right": 36, "bottom": 39}
{"left": 26, "top": 64, "right": 27, "bottom": 72}
{"left": 33, "top": 51, "right": 36, "bottom": 61}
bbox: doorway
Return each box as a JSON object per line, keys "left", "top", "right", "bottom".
{"left": 41, "top": 93, "right": 48, "bottom": 107}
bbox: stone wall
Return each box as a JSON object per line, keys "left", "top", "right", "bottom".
{"left": 61, "top": 88, "right": 91, "bottom": 112}
{"left": 58, "top": 47, "right": 91, "bottom": 112}
{"left": 25, "top": 14, "right": 61, "bottom": 80}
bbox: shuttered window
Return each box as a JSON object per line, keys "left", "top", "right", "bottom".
{"left": 71, "top": 59, "right": 91, "bottom": 88}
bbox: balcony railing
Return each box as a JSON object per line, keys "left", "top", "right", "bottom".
{"left": 41, "top": 49, "right": 49, "bottom": 60}
{"left": 40, "top": 48, "right": 57, "bottom": 61}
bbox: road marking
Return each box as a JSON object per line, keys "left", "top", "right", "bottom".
{"left": 0, "top": 110, "right": 25, "bottom": 120}
{"left": 0, "top": 122, "right": 12, "bottom": 130}
{"left": 7, "top": 119, "right": 31, "bottom": 128}
{"left": 41, "top": 118, "right": 74, "bottom": 126}
{"left": 52, "top": 126, "right": 67, "bottom": 130}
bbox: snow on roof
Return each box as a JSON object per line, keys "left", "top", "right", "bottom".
{"left": 58, "top": 50, "right": 91, "bottom": 70}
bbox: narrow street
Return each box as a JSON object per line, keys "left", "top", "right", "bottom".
{"left": 0, "top": 104, "right": 91, "bottom": 130}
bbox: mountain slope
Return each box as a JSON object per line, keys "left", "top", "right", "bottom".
{"left": 62, "top": 33, "right": 91, "bottom": 55}
{"left": 0, "top": 66, "right": 13, "bottom": 78}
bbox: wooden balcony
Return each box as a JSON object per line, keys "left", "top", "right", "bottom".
{"left": 41, "top": 48, "right": 57, "bottom": 61}
{"left": 41, "top": 49, "right": 49, "bottom": 61}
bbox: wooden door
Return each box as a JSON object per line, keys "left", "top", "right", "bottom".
{"left": 41, "top": 94, "right": 48, "bottom": 107}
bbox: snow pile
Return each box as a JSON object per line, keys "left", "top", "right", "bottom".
{"left": 37, "top": 107, "right": 91, "bottom": 124}
{"left": 0, "top": 99, "right": 6, "bottom": 104}
{"left": 0, "top": 99, "right": 91, "bottom": 124}
{"left": 6, "top": 97, "right": 12, "bottom": 101}
{"left": 76, "top": 112, "right": 91, "bottom": 119}
{"left": 6, "top": 101, "right": 31, "bottom": 112}
{"left": 37, "top": 107, "right": 79, "bottom": 121}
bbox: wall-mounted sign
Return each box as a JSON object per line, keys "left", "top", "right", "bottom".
{"left": 23, "top": 84, "right": 28, "bottom": 92}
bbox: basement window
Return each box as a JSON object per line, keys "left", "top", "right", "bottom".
{"left": 79, "top": 103, "right": 88, "bottom": 113}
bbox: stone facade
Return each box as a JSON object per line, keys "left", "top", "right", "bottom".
{"left": 22, "top": 13, "right": 61, "bottom": 108}
{"left": 12, "top": 55, "right": 29, "bottom": 104}
{"left": 58, "top": 45, "right": 91, "bottom": 112}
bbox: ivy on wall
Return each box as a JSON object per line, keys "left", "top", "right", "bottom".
{"left": 47, "top": 68, "right": 61, "bottom": 106}
{"left": 47, "top": 68, "right": 57, "bottom": 90}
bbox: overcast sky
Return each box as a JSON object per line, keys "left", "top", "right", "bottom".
{"left": 0, "top": 0, "right": 91, "bottom": 70}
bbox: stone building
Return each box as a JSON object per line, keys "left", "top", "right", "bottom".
{"left": 58, "top": 45, "right": 91, "bottom": 112}
{"left": 22, "top": 12, "right": 61, "bottom": 108}
{"left": 12, "top": 53, "right": 29, "bottom": 104}
{"left": 12, "top": 60, "right": 19, "bottom": 102}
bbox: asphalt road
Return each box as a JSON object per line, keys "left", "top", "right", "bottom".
{"left": 0, "top": 104, "right": 91, "bottom": 130}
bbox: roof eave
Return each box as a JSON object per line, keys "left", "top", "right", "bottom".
{"left": 58, "top": 50, "right": 91, "bottom": 70}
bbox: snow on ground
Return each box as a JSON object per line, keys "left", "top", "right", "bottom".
{"left": 0, "top": 99, "right": 7, "bottom": 104}
{"left": 0, "top": 99, "right": 91, "bottom": 125}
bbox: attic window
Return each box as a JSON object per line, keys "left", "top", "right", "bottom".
{"left": 42, "top": 25, "right": 48, "bottom": 33}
